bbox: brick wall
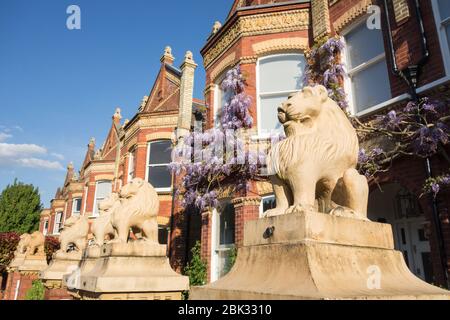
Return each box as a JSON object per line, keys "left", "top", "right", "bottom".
{"left": 2, "top": 271, "right": 38, "bottom": 300}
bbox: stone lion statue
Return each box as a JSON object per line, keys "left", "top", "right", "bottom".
{"left": 16, "top": 231, "right": 45, "bottom": 255}
{"left": 91, "top": 193, "right": 118, "bottom": 246}
{"left": 111, "top": 178, "right": 159, "bottom": 243}
{"left": 265, "top": 85, "right": 368, "bottom": 220}
{"left": 59, "top": 215, "right": 90, "bottom": 252}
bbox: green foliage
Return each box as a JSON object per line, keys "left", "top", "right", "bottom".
{"left": 182, "top": 241, "right": 207, "bottom": 299}
{"left": 224, "top": 245, "right": 237, "bottom": 274}
{"left": 0, "top": 179, "right": 43, "bottom": 233}
{"left": 44, "top": 236, "right": 60, "bottom": 264}
{"left": 0, "top": 232, "right": 20, "bottom": 273}
{"left": 184, "top": 241, "right": 207, "bottom": 287}
{"left": 25, "top": 280, "right": 45, "bottom": 300}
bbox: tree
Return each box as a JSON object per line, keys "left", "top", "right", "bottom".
{"left": 0, "top": 179, "right": 43, "bottom": 233}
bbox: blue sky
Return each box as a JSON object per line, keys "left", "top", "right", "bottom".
{"left": 0, "top": 0, "right": 230, "bottom": 207}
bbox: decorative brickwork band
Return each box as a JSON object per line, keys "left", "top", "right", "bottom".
{"left": 231, "top": 196, "right": 262, "bottom": 208}
{"left": 333, "top": 0, "right": 374, "bottom": 33}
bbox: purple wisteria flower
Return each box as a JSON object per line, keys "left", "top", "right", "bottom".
{"left": 170, "top": 66, "right": 260, "bottom": 211}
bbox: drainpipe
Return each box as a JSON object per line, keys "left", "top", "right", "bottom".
{"left": 383, "top": 0, "right": 448, "bottom": 287}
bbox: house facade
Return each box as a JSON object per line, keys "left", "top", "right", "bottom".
{"left": 39, "top": 47, "right": 205, "bottom": 273}
{"left": 36, "top": 0, "right": 450, "bottom": 290}
{"left": 199, "top": 0, "right": 450, "bottom": 287}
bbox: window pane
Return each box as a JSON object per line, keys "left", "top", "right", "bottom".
{"left": 438, "top": 0, "right": 450, "bottom": 19}
{"left": 263, "top": 196, "right": 276, "bottom": 213}
{"left": 148, "top": 165, "right": 172, "bottom": 189}
{"left": 259, "top": 55, "right": 305, "bottom": 93}
{"left": 148, "top": 140, "right": 172, "bottom": 164}
{"left": 220, "top": 203, "right": 235, "bottom": 246}
{"left": 346, "top": 23, "right": 385, "bottom": 69}
{"left": 73, "top": 198, "right": 81, "bottom": 213}
{"left": 260, "top": 95, "right": 288, "bottom": 133}
{"left": 351, "top": 58, "right": 391, "bottom": 111}
{"left": 96, "top": 181, "right": 112, "bottom": 199}
{"left": 216, "top": 87, "right": 233, "bottom": 125}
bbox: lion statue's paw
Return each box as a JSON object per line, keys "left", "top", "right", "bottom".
{"left": 263, "top": 208, "right": 286, "bottom": 218}
{"left": 285, "top": 204, "right": 315, "bottom": 215}
{"left": 329, "top": 206, "right": 369, "bottom": 221}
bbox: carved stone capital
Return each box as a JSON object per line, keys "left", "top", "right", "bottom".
{"left": 232, "top": 196, "right": 262, "bottom": 208}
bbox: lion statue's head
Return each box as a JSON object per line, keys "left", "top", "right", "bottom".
{"left": 268, "top": 85, "right": 359, "bottom": 178}
{"left": 17, "top": 233, "right": 31, "bottom": 254}
{"left": 98, "top": 192, "right": 120, "bottom": 215}
{"left": 118, "top": 178, "right": 159, "bottom": 218}
{"left": 62, "top": 215, "right": 79, "bottom": 230}
{"left": 277, "top": 85, "right": 329, "bottom": 137}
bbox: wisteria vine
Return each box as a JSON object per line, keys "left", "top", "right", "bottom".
{"left": 170, "top": 67, "right": 261, "bottom": 211}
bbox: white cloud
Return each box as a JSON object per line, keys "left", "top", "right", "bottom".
{"left": 0, "top": 142, "right": 64, "bottom": 171}
{"left": 0, "top": 132, "right": 12, "bottom": 142}
{"left": 0, "top": 143, "right": 47, "bottom": 157}
{"left": 16, "top": 158, "right": 64, "bottom": 170}
{"left": 51, "top": 152, "right": 65, "bottom": 160}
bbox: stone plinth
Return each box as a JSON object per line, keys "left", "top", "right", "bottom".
{"left": 3, "top": 253, "right": 48, "bottom": 300}
{"left": 76, "top": 242, "right": 189, "bottom": 300}
{"left": 190, "top": 211, "right": 450, "bottom": 300}
{"left": 64, "top": 246, "right": 101, "bottom": 299}
{"left": 39, "top": 251, "right": 82, "bottom": 300}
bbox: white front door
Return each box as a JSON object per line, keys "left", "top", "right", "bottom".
{"left": 393, "top": 218, "right": 433, "bottom": 283}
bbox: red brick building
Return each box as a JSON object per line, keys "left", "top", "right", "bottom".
{"left": 38, "top": 47, "right": 205, "bottom": 273}
{"left": 33, "top": 0, "right": 450, "bottom": 291}
{"left": 198, "top": 0, "right": 450, "bottom": 287}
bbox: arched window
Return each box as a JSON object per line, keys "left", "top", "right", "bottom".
{"left": 146, "top": 140, "right": 172, "bottom": 192}
{"left": 257, "top": 54, "right": 306, "bottom": 135}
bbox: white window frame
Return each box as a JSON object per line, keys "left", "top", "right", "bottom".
{"left": 127, "top": 149, "right": 136, "bottom": 183}
{"left": 340, "top": 16, "right": 391, "bottom": 115}
{"left": 145, "top": 140, "right": 172, "bottom": 193}
{"left": 92, "top": 180, "right": 112, "bottom": 217}
{"left": 256, "top": 53, "right": 305, "bottom": 138}
{"left": 72, "top": 198, "right": 82, "bottom": 217}
{"left": 431, "top": 0, "right": 450, "bottom": 76}
{"left": 53, "top": 212, "right": 63, "bottom": 235}
{"left": 259, "top": 194, "right": 276, "bottom": 218}
{"left": 43, "top": 219, "right": 49, "bottom": 236}
{"left": 213, "top": 69, "right": 234, "bottom": 129}
{"left": 210, "top": 201, "right": 236, "bottom": 283}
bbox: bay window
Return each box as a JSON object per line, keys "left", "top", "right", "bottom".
{"left": 257, "top": 54, "right": 306, "bottom": 135}
{"left": 93, "top": 180, "right": 112, "bottom": 217}
{"left": 146, "top": 140, "right": 172, "bottom": 192}
{"left": 344, "top": 19, "right": 391, "bottom": 113}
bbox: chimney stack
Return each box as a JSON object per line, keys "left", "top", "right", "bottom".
{"left": 177, "top": 51, "right": 197, "bottom": 140}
